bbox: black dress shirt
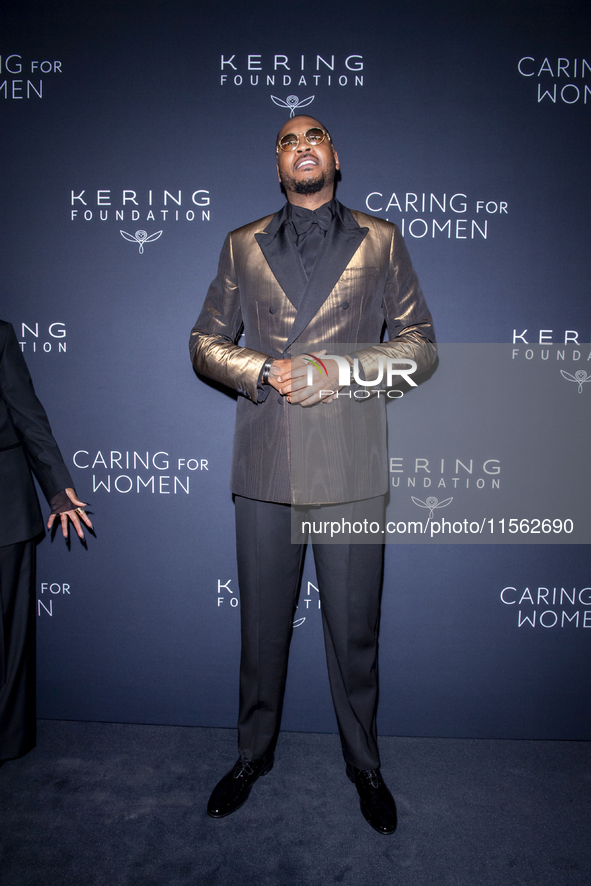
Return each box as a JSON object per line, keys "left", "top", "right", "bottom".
{"left": 286, "top": 197, "right": 336, "bottom": 281}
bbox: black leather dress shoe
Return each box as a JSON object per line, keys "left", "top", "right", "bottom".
{"left": 207, "top": 752, "right": 274, "bottom": 818}
{"left": 346, "top": 763, "right": 397, "bottom": 834}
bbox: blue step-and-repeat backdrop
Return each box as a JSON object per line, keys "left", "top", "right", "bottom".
{"left": 2, "top": 0, "right": 590, "bottom": 739}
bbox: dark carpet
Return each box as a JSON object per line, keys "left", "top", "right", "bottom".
{"left": 0, "top": 720, "right": 589, "bottom": 885}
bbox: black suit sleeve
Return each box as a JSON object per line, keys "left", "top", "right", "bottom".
{"left": 0, "top": 322, "right": 73, "bottom": 503}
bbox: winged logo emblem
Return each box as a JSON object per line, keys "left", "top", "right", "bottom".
{"left": 411, "top": 495, "right": 454, "bottom": 520}
{"left": 120, "top": 229, "right": 163, "bottom": 254}
{"left": 560, "top": 369, "right": 591, "bottom": 393}
{"left": 271, "top": 94, "right": 315, "bottom": 117}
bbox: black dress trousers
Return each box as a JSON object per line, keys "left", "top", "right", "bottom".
{"left": 235, "top": 495, "right": 384, "bottom": 770}
{"left": 0, "top": 539, "right": 36, "bottom": 761}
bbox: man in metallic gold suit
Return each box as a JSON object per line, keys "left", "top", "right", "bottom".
{"left": 190, "top": 116, "right": 435, "bottom": 833}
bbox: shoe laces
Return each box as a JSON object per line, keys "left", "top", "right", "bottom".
{"left": 233, "top": 756, "right": 256, "bottom": 779}
{"left": 359, "top": 768, "right": 381, "bottom": 789}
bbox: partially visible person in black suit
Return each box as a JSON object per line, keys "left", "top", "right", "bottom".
{"left": 0, "top": 319, "right": 92, "bottom": 763}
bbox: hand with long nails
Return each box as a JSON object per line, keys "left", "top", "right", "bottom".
{"left": 47, "top": 487, "right": 94, "bottom": 540}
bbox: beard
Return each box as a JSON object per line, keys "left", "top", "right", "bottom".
{"left": 279, "top": 159, "right": 337, "bottom": 195}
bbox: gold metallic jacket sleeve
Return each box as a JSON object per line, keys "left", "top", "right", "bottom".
{"left": 189, "top": 233, "right": 270, "bottom": 403}
{"left": 355, "top": 223, "right": 437, "bottom": 379}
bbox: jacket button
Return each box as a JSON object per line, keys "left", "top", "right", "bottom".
{"left": 277, "top": 396, "right": 283, "bottom": 405}
{"left": 269, "top": 306, "right": 276, "bottom": 314}
{"left": 341, "top": 301, "right": 349, "bottom": 309}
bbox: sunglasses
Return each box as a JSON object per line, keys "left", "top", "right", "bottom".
{"left": 277, "top": 127, "right": 331, "bottom": 153}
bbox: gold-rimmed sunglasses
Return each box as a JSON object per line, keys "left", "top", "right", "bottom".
{"left": 276, "top": 127, "right": 332, "bottom": 154}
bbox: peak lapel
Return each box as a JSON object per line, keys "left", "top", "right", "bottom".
{"left": 254, "top": 208, "right": 308, "bottom": 309}
{"left": 285, "top": 206, "right": 368, "bottom": 349}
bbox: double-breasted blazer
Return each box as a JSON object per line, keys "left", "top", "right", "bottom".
{"left": 0, "top": 321, "right": 73, "bottom": 546}
{"left": 190, "top": 201, "right": 436, "bottom": 504}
